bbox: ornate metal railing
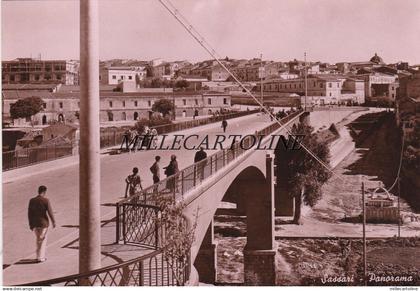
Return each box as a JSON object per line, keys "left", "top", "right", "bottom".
{"left": 20, "top": 249, "right": 190, "bottom": 286}
{"left": 116, "top": 110, "right": 303, "bottom": 242}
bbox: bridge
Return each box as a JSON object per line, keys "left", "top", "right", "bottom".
{"left": 116, "top": 109, "right": 305, "bottom": 286}
{"left": 5, "top": 110, "right": 304, "bottom": 286}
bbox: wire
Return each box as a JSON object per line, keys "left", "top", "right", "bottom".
{"left": 158, "top": 0, "right": 345, "bottom": 182}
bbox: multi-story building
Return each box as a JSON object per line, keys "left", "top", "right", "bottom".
{"left": 103, "top": 66, "right": 147, "bottom": 85}
{"left": 2, "top": 86, "right": 232, "bottom": 126}
{"left": 262, "top": 75, "right": 365, "bottom": 105}
{"left": 2, "top": 58, "right": 78, "bottom": 85}
{"left": 356, "top": 72, "right": 398, "bottom": 100}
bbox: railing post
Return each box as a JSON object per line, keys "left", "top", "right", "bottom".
{"left": 122, "top": 204, "right": 126, "bottom": 244}
{"left": 223, "top": 149, "right": 226, "bottom": 166}
{"left": 209, "top": 156, "right": 213, "bottom": 175}
{"left": 139, "top": 261, "right": 144, "bottom": 286}
{"left": 116, "top": 203, "right": 120, "bottom": 244}
{"left": 155, "top": 208, "right": 159, "bottom": 250}
{"left": 181, "top": 171, "right": 184, "bottom": 196}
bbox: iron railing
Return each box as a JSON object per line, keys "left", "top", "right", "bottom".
{"left": 19, "top": 249, "right": 190, "bottom": 287}
{"left": 116, "top": 110, "right": 303, "bottom": 242}
{"left": 2, "top": 144, "right": 74, "bottom": 171}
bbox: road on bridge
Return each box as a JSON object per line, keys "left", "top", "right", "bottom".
{"left": 2, "top": 113, "right": 274, "bottom": 266}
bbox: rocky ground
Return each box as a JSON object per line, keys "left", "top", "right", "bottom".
{"left": 213, "top": 110, "right": 420, "bottom": 286}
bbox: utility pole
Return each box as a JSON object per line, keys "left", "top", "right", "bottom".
{"left": 362, "top": 181, "right": 367, "bottom": 286}
{"left": 304, "top": 52, "right": 307, "bottom": 111}
{"left": 398, "top": 177, "right": 401, "bottom": 238}
{"left": 79, "top": 0, "right": 101, "bottom": 280}
{"left": 260, "top": 53, "right": 264, "bottom": 106}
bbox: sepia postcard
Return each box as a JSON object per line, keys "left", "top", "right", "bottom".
{"left": 1, "top": 0, "right": 419, "bottom": 289}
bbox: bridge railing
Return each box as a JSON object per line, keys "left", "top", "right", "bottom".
{"left": 20, "top": 249, "right": 190, "bottom": 287}
{"left": 2, "top": 144, "right": 74, "bottom": 171}
{"left": 116, "top": 109, "right": 303, "bottom": 242}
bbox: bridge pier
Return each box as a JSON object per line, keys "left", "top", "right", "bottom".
{"left": 243, "top": 154, "right": 277, "bottom": 286}
{"left": 194, "top": 219, "right": 217, "bottom": 284}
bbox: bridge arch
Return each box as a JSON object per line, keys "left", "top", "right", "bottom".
{"left": 194, "top": 159, "right": 276, "bottom": 285}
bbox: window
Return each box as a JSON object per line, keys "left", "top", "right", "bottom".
{"left": 329, "top": 83, "right": 332, "bottom": 88}
{"left": 43, "top": 103, "right": 47, "bottom": 109}
{"left": 34, "top": 75, "right": 40, "bottom": 81}
{"left": 294, "top": 84, "right": 297, "bottom": 88}
{"left": 208, "top": 98, "right": 212, "bottom": 105}
{"left": 329, "top": 93, "right": 332, "bottom": 97}
{"left": 337, "top": 83, "right": 339, "bottom": 88}
{"left": 392, "top": 94, "right": 395, "bottom": 98}
{"left": 128, "top": 76, "right": 132, "bottom": 80}
{"left": 56, "top": 74, "right": 62, "bottom": 80}
{"left": 122, "top": 101, "right": 126, "bottom": 107}
{"left": 320, "top": 83, "right": 323, "bottom": 88}
{"left": 134, "top": 101, "right": 138, "bottom": 107}
{"left": 109, "top": 101, "right": 113, "bottom": 108}
{"left": 183, "top": 99, "right": 186, "bottom": 106}
{"left": 223, "top": 98, "right": 227, "bottom": 105}
{"left": 120, "top": 76, "right": 124, "bottom": 80}
{"left": 195, "top": 99, "right": 198, "bottom": 105}
{"left": 313, "top": 81, "right": 316, "bottom": 87}
{"left": 392, "top": 87, "right": 394, "bottom": 90}
{"left": 59, "top": 102, "right": 63, "bottom": 109}
{"left": 112, "top": 75, "right": 116, "bottom": 79}
{"left": 45, "top": 74, "right": 51, "bottom": 81}
{"left": 78, "top": 102, "right": 80, "bottom": 108}
{"left": 148, "top": 100, "right": 152, "bottom": 107}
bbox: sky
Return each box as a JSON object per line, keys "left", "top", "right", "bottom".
{"left": 2, "top": 0, "right": 420, "bottom": 64}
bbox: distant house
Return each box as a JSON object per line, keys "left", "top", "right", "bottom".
{"left": 42, "top": 123, "right": 78, "bottom": 144}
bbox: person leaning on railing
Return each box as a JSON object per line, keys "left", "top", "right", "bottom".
{"left": 163, "top": 155, "right": 179, "bottom": 193}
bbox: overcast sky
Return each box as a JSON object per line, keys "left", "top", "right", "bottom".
{"left": 2, "top": 0, "right": 420, "bottom": 64}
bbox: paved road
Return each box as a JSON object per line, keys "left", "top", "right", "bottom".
{"left": 2, "top": 113, "right": 273, "bottom": 265}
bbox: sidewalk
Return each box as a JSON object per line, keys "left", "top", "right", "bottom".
{"left": 2, "top": 212, "right": 151, "bottom": 286}
{"left": 3, "top": 113, "right": 259, "bottom": 184}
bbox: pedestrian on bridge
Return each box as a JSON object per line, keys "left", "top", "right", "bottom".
{"left": 28, "top": 185, "right": 56, "bottom": 263}
{"left": 164, "top": 155, "right": 179, "bottom": 193}
{"left": 125, "top": 167, "right": 143, "bottom": 198}
{"left": 221, "top": 119, "right": 228, "bottom": 133}
{"left": 194, "top": 147, "right": 207, "bottom": 181}
{"left": 150, "top": 156, "right": 161, "bottom": 184}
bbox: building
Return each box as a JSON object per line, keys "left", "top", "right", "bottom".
{"left": 262, "top": 74, "right": 365, "bottom": 105}
{"left": 356, "top": 71, "right": 398, "bottom": 101}
{"left": 103, "top": 66, "right": 146, "bottom": 85}
{"left": 211, "top": 64, "right": 230, "bottom": 81}
{"left": 2, "top": 85, "right": 232, "bottom": 126}
{"left": 2, "top": 58, "right": 78, "bottom": 85}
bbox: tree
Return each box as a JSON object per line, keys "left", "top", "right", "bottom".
{"left": 154, "top": 194, "right": 198, "bottom": 286}
{"left": 175, "top": 80, "right": 189, "bottom": 90}
{"left": 278, "top": 121, "right": 331, "bottom": 224}
{"left": 10, "top": 96, "right": 44, "bottom": 126}
{"left": 151, "top": 78, "right": 163, "bottom": 88}
{"left": 152, "top": 99, "right": 174, "bottom": 118}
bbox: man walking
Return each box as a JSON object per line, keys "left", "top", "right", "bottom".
{"left": 28, "top": 185, "right": 56, "bottom": 263}
{"left": 221, "top": 119, "right": 228, "bottom": 133}
{"left": 194, "top": 147, "right": 207, "bottom": 181}
{"left": 150, "top": 156, "right": 161, "bottom": 184}
{"left": 125, "top": 167, "right": 142, "bottom": 198}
